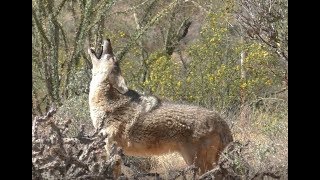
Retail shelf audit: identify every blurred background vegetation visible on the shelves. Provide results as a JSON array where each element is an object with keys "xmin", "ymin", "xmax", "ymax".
[{"xmin": 32, "ymin": 0, "xmax": 287, "ymax": 174}]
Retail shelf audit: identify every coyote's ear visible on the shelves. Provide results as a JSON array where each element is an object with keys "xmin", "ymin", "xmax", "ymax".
[{"xmin": 109, "ymin": 56, "xmax": 118, "ymax": 63}]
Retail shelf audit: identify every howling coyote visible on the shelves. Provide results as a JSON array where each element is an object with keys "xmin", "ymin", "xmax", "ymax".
[{"xmin": 87, "ymin": 39, "xmax": 233, "ymax": 175}]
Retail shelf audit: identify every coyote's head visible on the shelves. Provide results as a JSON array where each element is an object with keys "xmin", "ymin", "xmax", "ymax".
[{"xmin": 87, "ymin": 39, "xmax": 128, "ymax": 94}]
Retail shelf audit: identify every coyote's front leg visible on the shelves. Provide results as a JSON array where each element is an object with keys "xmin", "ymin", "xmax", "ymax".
[{"xmin": 103, "ymin": 127, "xmax": 122, "ymax": 178}]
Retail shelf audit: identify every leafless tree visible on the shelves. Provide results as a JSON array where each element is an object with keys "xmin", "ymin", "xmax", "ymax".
[{"xmin": 234, "ymin": 0, "xmax": 288, "ymax": 69}]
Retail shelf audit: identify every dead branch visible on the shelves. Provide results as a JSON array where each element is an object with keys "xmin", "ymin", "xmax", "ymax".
[{"xmin": 32, "ymin": 107, "xmax": 123, "ymax": 179}]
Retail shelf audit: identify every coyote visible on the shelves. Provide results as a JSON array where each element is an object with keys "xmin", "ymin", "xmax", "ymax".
[{"xmin": 87, "ymin": 39, "xmax": 233, "ymax": 175}]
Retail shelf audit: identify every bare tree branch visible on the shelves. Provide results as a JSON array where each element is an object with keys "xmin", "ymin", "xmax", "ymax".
[{"xmin": 32, "ymin": 8, "xmax": 51, "ymax": 47}]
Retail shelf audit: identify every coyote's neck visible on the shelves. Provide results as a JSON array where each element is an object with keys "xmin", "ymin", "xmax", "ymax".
[
  {"xmin": 89, "ymin": 76, "xmax": 132, "ymax": 129},
  {"xmin": 89, "ymin": 76, "xmax": 112, "ymax": 129}
]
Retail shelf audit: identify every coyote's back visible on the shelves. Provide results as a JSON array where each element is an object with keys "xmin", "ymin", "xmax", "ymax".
[
  {"xmin": 87, "ymin": 39, "xmax": 233, "ymax": 175},
  {"xmin": 127, "ymin": 102, "xmax": 232, "ymax": 147}
]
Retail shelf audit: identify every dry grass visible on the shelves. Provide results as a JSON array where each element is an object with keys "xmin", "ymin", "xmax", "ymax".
[{"xmin": 232, "ymin": 98, "xmax": 288, "ymax": 171}]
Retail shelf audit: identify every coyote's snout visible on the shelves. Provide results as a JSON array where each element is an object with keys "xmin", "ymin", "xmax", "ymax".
[{"xmin": 88, "ymin": 39, "xmax": 233, "ymax": 175}]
